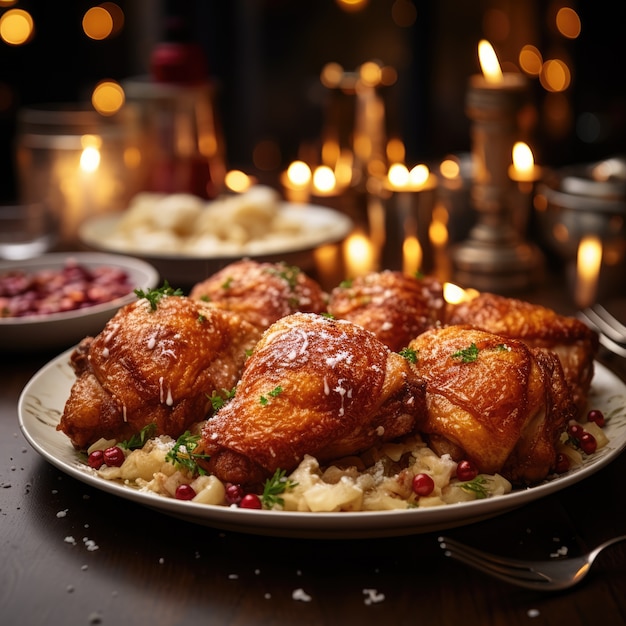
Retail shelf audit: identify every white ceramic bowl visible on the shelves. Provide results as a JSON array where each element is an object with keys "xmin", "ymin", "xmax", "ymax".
[
  {"xmin": 78, "ymin": 202, "xmax": 354, "ymax": 289},
  {"xmin": 0, "ymin": 252, "xmax": 159, "ymax": 352}
]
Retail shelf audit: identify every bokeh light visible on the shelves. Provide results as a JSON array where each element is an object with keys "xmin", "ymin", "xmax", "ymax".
[
  {"xmin": 556, "ymin": 7, "xmax": 581, "ymax": 39},
  {"xmin": 82, "ymin": 6, "xmax": 113, "ymax": 41},
  {"xmin": 92, "ymin": 80, "xmax": 125, "ymax": 115},
  {"xmin": 0, "ymin": 9, "xmax": 34, "ymax": 46}
]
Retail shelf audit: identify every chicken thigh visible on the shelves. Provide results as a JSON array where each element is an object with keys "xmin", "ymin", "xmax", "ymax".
[
  {"xmin": 57, "ymin": 292, "xmax": 261, "ymax": 450},
  {"xmin": 198, "ymin": 312, "xmax": 427, "ymax": 486}
]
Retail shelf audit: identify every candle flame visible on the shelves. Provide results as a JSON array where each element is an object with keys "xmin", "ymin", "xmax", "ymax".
[
  {"xmin": 443, "ymin": 282, "xmax": 480, "ymax": 304},
  {"xmin": 402, "ymin": 235, "xmax": 422, "ymax": 275},
  {"xmin": 388, "ymin": 163, "xmax": 410, "ymax": 187},
  {"xmin": 286, "ymin": 160, "xmax": 312, "ymax": 188},
  {"xmin": 409, "ymin": 164, "xmax": 430, "ymax": 186},
  {"xmin": 576, "ymin": 236, "xmax": 602, "ymax": 307},
  {"xmin": 80, "ymin": 146, "xmax": 101, "ymax": 173},
  {"xmin": 512, "ymin": 142, "xmax": 534, "ymax": 173},
  {"xmin": 344, "ymin": 231, "xmax": 375, "ymax": 277},
  {"xmin": 312, "ymin": 165, "xmax": 337, "ymax": 193},
  {"xmin": 478, "ymin": 39, "xmax": 503, "ymax": 84},
  {"xmin": 225, "ymin": 169, "xmax": 253, "ymax": 193}
]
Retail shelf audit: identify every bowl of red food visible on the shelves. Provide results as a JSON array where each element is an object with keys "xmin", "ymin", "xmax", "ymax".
[{"xmin": 0, "ymin": 252, "xmax": 159, "ymax": 352}]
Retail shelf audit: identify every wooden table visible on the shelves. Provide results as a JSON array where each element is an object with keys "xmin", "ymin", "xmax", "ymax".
[{"xmin": 2, "ymin": 287, "xmax": 626, "ymax": 626}]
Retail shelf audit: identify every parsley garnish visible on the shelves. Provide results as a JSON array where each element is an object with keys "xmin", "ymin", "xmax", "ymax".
[
  {"xmin": 208, "ymin": 387, "xmax": 236, "ymax": 411},
  {"xmin": 134, "ymin": 281, "xmax": 183, "ymax": 310},
  {"xmin": 339, "ymin": 278, "xmax": 353, "ymax": 289},
  {"xmin": 260, "ymin": 386, "xmax": 283, "ymax": 406},
  {"xmin": 120, "ymin": 423, "xmax": 157, "ymax": 450},
  {"xmin": 266, "ymin": 264, "xmax": 300, "ymax": 290},
  {"xmin": 261, "ymin": 469, "xmax": 298, "ymax": 508},
  {"xmin": 221, "ymin": 277, "xmax": 233, "ymax": 289},
  {"xmin": 399, "ymin": 347, "xmax": 418, "ymax": 363},
  {"xmin": 165, "ymin": 431, "xmax": 210, "ymax": 476},
  {"xmin": 458, "ymin": 475, "xmax": 489, "ymax": 499},
  {"xmin": 452, "ymin": 342, "xmax": 480, "ymax": 363}
]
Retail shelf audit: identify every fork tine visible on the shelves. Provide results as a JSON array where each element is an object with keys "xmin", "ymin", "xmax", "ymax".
[
  {"xmin": 593, "ymin": 304, "xmax": 626, "ymax": 337},
  {"xmin": 439, "ymin": 537, "xmax": 538, "ymax": 571},
  {"xmin": 438, "ymin": 537, "xmax": 554, "ymax": 589},
  {"xmin": 440, "ymin": 548, "xmax": 554, "ymax": 590},
  {"xmin": 582, "ymin": 306, "xmax": 626, "ymax": 345},
  {"xmin": 578, "ymin": 309, "xmax": 626, "ymax": 358}
]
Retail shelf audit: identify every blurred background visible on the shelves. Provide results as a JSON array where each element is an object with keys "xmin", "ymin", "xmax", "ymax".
[
  {"xmin": 1, "ymin": 0, "xmax": 624, "ymax": 300},
  {"xmin": 1, "ymin": 0, "xmax": 624, "ymax": 201}
]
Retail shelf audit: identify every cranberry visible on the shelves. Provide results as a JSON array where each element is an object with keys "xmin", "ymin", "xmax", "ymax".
[
  {"xmin": 587, "ymin": 409, "xmax": 606, "ymax": 427},
  {"xmin": 579, "ymin": 432, "xmax": 597, "ymax": 455},
  {"xmin": 567, "ymin": 423, "xmax": 584, "ymax": 439},
  {"xmin": 102, "ymin": 446, "xmax": 125, "ymax": 467},
  {"xmin": 225, "ymin": 483, "xmax": 244, "ymax": 505},
  {"xmin": 554, "ymin": 452, "xmax": 570, "ymax": 474},
  {"xmin": 175, "ymin": 484, "xmax": 196, "ymax": 500},
  {"xmin": 240, "ymin": 493, "xmax": 262, "ymax": 509},
  {"xmin": 456, "ymin": 459, "xmax": 478, "ymax": 482},
  {"xmin": 412, "ymin": 473, "xmax": 435, "ymax": 497},
  {"xmin": 412, "ymin": 474, "xmax": 435, "ymax": 496},
  {"xmin": 87, "ymin": 449, "xmax": 105, "ymax": 470}
]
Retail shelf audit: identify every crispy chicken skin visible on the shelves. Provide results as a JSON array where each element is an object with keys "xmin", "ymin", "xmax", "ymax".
[
  {"xmin": 188, "ymin": 259, "xmax": 328, "ymax": 331},
  {"xmin": 197, "ymin": 312, "xmax": 427, "ymax": 486},
  {"xmin": 445, "ymin": 292, "xmax": 599, "ymax": 415},
  {"xmin": 327, "ymin": 271, "xmax": 445, "ymax": 352},
  {"xmin": 57, "ymin": 295, "xmax": 261, "ymax": 450},
  {"xmin": 408, "ymin": 325, "xmax": 576, "ymax": 485}
]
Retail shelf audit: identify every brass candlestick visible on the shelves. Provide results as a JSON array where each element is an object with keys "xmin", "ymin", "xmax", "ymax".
[{"xmin": 452, "ymin": 72, "xmax": 543, "ymax": 292}]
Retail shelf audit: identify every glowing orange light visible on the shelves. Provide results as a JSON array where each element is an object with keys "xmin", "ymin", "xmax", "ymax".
[
  {"xmin": 576, "ymin": 236, "xmax": 602, "ymax": 308},
  {"xmin": 92, "ymin": 80, "xmax": 125, "ymax": 116},
  {"xmin": 0, "ymin": 9, "xmax": 34, "ymax": 45},
  {"xmin": 478, "ymin": 40, "xmax": 503, "ymax": 84}
]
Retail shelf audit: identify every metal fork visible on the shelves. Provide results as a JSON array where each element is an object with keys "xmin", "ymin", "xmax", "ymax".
[
  {"xmin": 438, "ymin": 535, "xmax": 626, "ymax": 591},
  {"xmin": 578, "ymin": 304, "xmax": 626, "ymax": 358}
]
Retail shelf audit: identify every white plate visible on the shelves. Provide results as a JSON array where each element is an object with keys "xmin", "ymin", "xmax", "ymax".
[
  {"xmin": 18, "ymin": 354, "xmax": 626, "ymax": 539},
  {"xmin": 0, "ymin": 253, "xmax": 159, "ymax": 352},
  {"xmin": 78, "ymin": 203, "xmax": 354, "ymax": 287}
]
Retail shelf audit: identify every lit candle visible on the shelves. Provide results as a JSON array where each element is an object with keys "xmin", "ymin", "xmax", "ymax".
[
  {"xmin": 311, "ymin": 165, "xmax": 338, "ymax": 196},
  {"xmin": 575, "ymin": 235, "xmax": 603, "ymax": 308},
  {"xmin": 402, "ymin": 234, "xmax": 421, "ymax": 275},
  {"xmin": 452, "ymin": 40, "xmax": 541, "ymax": 292},
  {"xmin": 281, "ymin": 160, "xmax": 311, "ymax": 203},
  {"xmin": 509, "ymin": 142, "xmax": 540, "ymax": 181},
  {"xmin": 343, "ymin": 230, "xmax": 375, "ymax": 278}
]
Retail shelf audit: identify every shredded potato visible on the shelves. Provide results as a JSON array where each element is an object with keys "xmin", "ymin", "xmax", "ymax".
[{"xmin": 88, "ymin": 418, "xmax": 608, "ymax": 512}]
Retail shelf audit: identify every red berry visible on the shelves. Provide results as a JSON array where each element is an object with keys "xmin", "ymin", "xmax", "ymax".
[
  {"xmin": 567, "ymin": 423, "xmax": 584, "ymax": 439},
  {"xmin": 175, "ymin": 484, "xmax": 196, "ymax": 500},
  {"xmin": 554, "ymin": 452, "xmax": 570, "ymax": 474},
  {"xmin": 456, "ymin": 459, "xmax": 478, "ymax": 482},
  {"xmin": 87, "ymin": 449, "xmax": 104, "ymax": 469},
  {"xmin": 103, "ymin": 446, "xmax": 125, "ymax": 467},
  {"xmin": 579, "ymin": 432, "xmax": 597, "ymax": 455},
  {"xmin": 412, "ymin": 473, "xmax": 435, "ymax": 497},
  {"xmin": 225, "ymin": 483, "xmax": 244, "ymax": 505},
  {"xmin": 240, "ymin": 493, "xmax": 262, "ymax": 509},
  {"xmin": 587, "ymin": 409, "xmax": 605, "ymax": 427}
]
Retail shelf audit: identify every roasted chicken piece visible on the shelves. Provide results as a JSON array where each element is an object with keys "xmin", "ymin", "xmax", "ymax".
[
  {"xmin": 197, "ymin": 312, "xmax": 427, "ymax": 486},
  {"xmin": 408, "ymin": 325, "xmax": 577, "ymax": 485},
  {"xmin": 57, "ymin": 293, "xmax": 261, "ymax": 450},
  {"xmin": 189, "ymin": 259, "xmax": 328, "ymax": 331},
  {"xmin": 327, "ymin": 271, "xmax": 446, "ymax": 352},
  {"xmin": 445, "ymin": 292, "xmax": 599, "ymax": 415}
]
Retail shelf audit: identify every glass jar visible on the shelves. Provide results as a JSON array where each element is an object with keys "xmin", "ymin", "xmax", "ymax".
[{"xmin": 15, "ymin": 104, "xmax": 147, "ymax": 244}]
